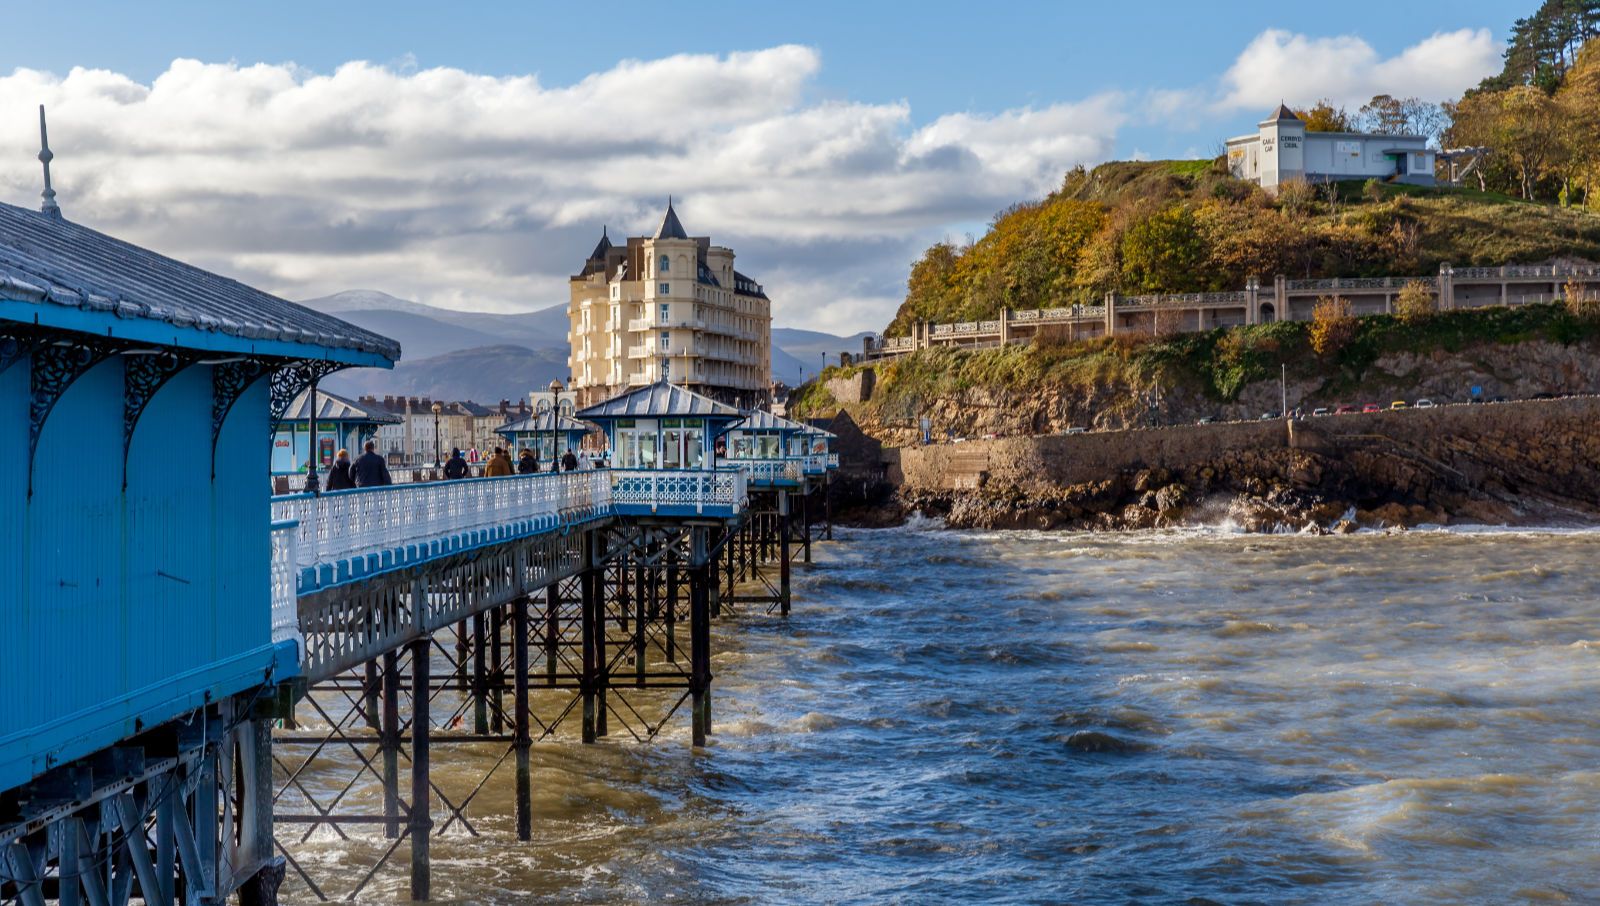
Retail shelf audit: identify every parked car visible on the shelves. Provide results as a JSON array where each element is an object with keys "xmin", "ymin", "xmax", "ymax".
[
  {"xmin": 1196, "ymin": 416, "xmax": 1217, "ymax": 425},
  {"xmin": 1335, "ymin": 404, "xmax": 1358, "ymax": 415},
  {"xmin": 1532, "ymin": 392, "xmax": 1556, "ymax": 400},
  {"xmin": 1390, "ymin": 400, "xmax": 1408, "ymax": 410},
  {"xmin": 1362, "ymin": 403, "xmax": 1382, "ymax": 413},
  {"xmin": 1414, "ymin": 399, "xmax": 1436, "ymax": 409},
  {"xmin": 1492, "ymin": 396, "xmax": 1508, "ymax": 403},
  {"xmin": 1259, "ymin": 411, "xmax": 1281, "ymax": 420},
  {"xmin": 1065, "ymin": 426, "xmax": 1087, "ymax": 435},
  {"xmin": 1312, "ymin": 407, "xmax": 1331, "ymax": 417}
]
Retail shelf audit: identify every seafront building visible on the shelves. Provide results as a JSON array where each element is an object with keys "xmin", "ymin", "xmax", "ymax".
[
  {"xmin": 1227, "ymin": 105, "xmax": 1435, "ymax": 193},
  {"xmin": 567, "ymin": 202, "xmax": 773, "ymax": 409}
]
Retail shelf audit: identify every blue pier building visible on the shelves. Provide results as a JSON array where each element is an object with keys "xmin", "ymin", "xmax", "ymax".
[{"xmin": 0, "ymin": 170, "xmax": 397, "ymax": 901}]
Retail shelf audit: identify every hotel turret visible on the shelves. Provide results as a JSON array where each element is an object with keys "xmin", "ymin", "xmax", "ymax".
[{"xmin": 567, "ymin": 201, "xmax": 773, "ymax": 408}]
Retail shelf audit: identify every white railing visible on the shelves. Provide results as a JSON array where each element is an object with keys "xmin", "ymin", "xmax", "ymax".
[
  {"xmin": 826, "ymin": 453, "xmax": 839, "ymax": 468},
  {"xmin": 609, "ymin": 469, "xmax": 747, "ymax": 513},
  {"xmin": 1450, "ymin": 264, "xmax": 1600, "ymax": 279},
  {"xmin": 270, "ymin": 519, "xmax": 302, "ymax": 654},
  {"xmin": 801, "ymin": 455, "xmax": 827, "ymax": 474},
  {"xmin": 270, "ymin": 471, "xmax": 609, "ymax": 571},
  {"xmin": 726, "ymin": 458, "xmax": 803, "ymax": 484}
]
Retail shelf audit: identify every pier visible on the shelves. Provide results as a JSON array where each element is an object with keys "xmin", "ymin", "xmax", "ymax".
[{"xmin": 0, "ymin": 198, "xmax": 838, "ymax": 904}]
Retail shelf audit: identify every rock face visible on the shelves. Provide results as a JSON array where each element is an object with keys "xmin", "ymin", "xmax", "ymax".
[
  {"xmin": 852, "ymin": 339, "xmax": 1600, "ymax": 447},
  {"xmin": 890, "ymin": 397, "xmax": 1600, "ymax": 532}
]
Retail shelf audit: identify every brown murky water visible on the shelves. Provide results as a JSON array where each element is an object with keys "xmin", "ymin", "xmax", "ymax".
[{"xmin": 283, "ymin": 524, "xmax": 1600, "ymax": 903}]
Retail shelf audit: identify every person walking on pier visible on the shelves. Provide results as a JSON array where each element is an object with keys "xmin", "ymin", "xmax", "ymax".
[
  {"xmin": 485, "ymin": 446, "xmax": 513, "ymax": 477},
  {"xmin": 325, "ymin": 449, "xmax": 355, "ymax": 491},
  {"xmin": 561, "ymin": 448, "xmax": 579, "ymax": 472},
  {"xmin": 444, "ymin": 447, "xmax": 468, "ymax": 480},
  {"xmin": 352, "ymin": 440, "xmax": 392, "ymax": 487},
  {"xmin": 517, "ymin": 447, "xmax": 538, "ymax": 474}
]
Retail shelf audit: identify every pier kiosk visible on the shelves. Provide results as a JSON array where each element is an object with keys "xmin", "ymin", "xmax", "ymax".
[
  {"xmin": 494, "ymin": 409, "xmax": 597, "ymax": 468},
  {"xmin": 0, "ymin": 197, "xmax": 398, "ymax": 904},
  {"xmin": 271, "ymin": 387, "xmax": 401, "ymax": 483}
]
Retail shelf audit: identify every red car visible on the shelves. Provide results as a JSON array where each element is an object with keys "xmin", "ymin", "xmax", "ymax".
[
  {"xmin": 1361, "ymin": 403, "xmax": 1382, "ymax": 413},
  {"xmin": 1334, "ymin": 404, "xmax": 1358, "ymax": 415}
]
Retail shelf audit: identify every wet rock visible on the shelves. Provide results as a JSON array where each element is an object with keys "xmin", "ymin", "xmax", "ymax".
[{"xmin": 1062, "ymin": 731, "xmax": 1152, "ymax": 754}]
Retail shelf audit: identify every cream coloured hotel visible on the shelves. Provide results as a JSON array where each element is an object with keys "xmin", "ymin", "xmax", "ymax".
[{"xmin": 567, "ymin": 202, "xmax": 773, "ymax": 408}]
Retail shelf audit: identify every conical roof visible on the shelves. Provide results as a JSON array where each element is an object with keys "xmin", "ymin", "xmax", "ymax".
[
  {"xmin": 588, "ymin": 226, "xmax": 613, "ymax": 260},
  {"xmin": 653, "ymin": 200, "xmax": 689, "ymax": 240},
  {"xmin": 1263, "ymin": 103, "xmax": 1300, "ymax": 124}
]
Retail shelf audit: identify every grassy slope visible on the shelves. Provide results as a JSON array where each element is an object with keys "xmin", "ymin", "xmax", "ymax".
[
  {"xmin": 885, "ymin": 160, "xmax": 1600, "ymax": 336},
  {"xmin": 792, "ymin": 305, "xmax": 1600, "ymax": 425}
]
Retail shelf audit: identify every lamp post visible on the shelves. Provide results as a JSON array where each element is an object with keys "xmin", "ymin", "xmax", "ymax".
[
  {"xmin": 431, "ymin": 402, "xmax": 443, "ymax": 469},
  {"xmin": 547, "ymin": 379, "xmax": 564, "ymax": 472}
]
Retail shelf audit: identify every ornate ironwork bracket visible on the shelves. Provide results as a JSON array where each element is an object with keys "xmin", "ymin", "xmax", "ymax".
[
  {"xmin": 212, "ymin": 359, "xmax": 272, "ymax": 479},
  {"xmin": 29, "ymin": 338, "xmax": 119, "ymax": 497},
  {"xmin": 123, "ymin": 350, "xmax": 196, "ymax": 488},
  {"xmin": 0, "ymin": 326, "xmax": 50, "ymax": 377},
  {"xmin": 268, "ymin": 360, "xmax": 347, "ymax": 441},
  {"xmin": 210, "ymin": 358, "xmax": 346, "ymax": 478}
]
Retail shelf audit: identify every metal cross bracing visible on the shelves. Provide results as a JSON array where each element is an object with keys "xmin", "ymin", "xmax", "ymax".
[
  {"xmin": 271, "ymin": 520, "xmax": 725, "ymax": 902},
  {"xmin": 0, "ymin": 696, "xmax": 281, "ymax": 906}
]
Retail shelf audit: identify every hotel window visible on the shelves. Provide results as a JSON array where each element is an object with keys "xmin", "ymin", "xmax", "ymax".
[
  {"xmin": 659, "ymin": 255, "xmax": 669, "ymax": 273},
  {"xmin": 660, "ymin": 330, "xmax": 670, "ymax": 351},
  {"xmin": 659, "ymin": 303, "xmax": 670, "ymax": 323},
  {"xmin": 659, "ymin": 282, "xmax": 671, "ymax": 296}
]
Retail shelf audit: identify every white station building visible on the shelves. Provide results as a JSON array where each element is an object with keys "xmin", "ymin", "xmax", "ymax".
[{"xmin": 1227, "ymin": 104, "xmax": 1435, "ymax": 194}]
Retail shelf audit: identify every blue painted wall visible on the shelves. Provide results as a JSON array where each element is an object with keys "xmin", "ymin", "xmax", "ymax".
[{"xmin": 0, "ymin": 359, "xmax": 286, "ymax": 793}]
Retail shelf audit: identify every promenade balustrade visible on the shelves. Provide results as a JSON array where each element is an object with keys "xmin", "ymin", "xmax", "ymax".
[{"xmin": 270, "ymin": 468, "xmax": 747, "ymax": 591}]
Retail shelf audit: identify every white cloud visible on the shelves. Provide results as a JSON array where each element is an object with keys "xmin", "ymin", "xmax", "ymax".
[
  {"xmin": 1218, "ymin": 28, "xmax": 1500, "ymax": 111},
  {"xmin": 0, "ymin": 49, "xmax": 1121, "ymax": 335}
]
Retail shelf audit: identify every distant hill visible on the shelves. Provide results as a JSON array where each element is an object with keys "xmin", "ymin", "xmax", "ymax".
[
  {"xmin": 322, "ymin": 344, "xmax": 569, "ymax": 404},
  {"xmin": 304, "ymin": 289, "xmax": 865, "ymax": 398}
]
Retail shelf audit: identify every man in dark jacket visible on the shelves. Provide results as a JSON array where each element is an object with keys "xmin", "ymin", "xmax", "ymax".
[
  {"xmin": 443, "ymin": 447, "xmax": 468, "ymax": 480},
  {"xmin": 517, "ymin": 448, "xmax": 538, "ymax": 474},
  {"xmin": 352, "ymin": 441, "xmax": 392, "ymax": 487},
  {"xmin": 325, "ymin": 449, "xmax": 356, "ymax": 490},
  {"xmin": 561, "ymin": 448, "xmax": 579, "ymax": 472}
]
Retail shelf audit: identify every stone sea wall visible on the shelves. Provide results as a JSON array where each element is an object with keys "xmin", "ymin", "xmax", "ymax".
[{"xmin": 888, "ymin": 396, "xmax": 1600, "ymax": 531}]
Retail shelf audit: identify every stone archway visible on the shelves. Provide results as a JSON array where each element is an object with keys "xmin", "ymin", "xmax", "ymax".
[{"xmin": 1259, "ymin": 302, "xmax": 1276, "ymax": 323}]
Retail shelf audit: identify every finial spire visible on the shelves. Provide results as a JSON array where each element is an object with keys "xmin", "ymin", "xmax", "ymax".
[{"xmin": 38, "ymin": 105, "xmax": 61, "ymax": 219}]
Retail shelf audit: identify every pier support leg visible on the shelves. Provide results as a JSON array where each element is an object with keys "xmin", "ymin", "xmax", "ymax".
[
  {"xmin": 825, "ymin": 474, "xmax": 833, "ymax": 541},
  {"xmin": 779, "ymin": 492, "xmax": 792, "ymax": 616},
  {"xmin": 491, "ymin": 607, "xmax": 504, "ymax": 734},
  {"xmin": 665, "ymin": 550, "xmax": 678, "ymax": 663},
  {"xmin": 545, "ymin": 583, "xmax": 559, "ymax": 686},
  {"xmin": 513, "ymin": 597, "xmax": 532, "ymax": 841},
  {"xmin": 363, "ymin": 660, "xmax": 380, "ymax": 730},
  {"xmin": 410, "ymin": 638, "xmax": 431, "ymax": 902},
  {"xmin": 634, "ymin": 552, "xmax": 647, "ymax": 684},
  {"xmin": 472, "ymin": 613, "xmax": 488, "ymax": 734},
  {"xmin": 802, "ymin": 491, "xmax": 812, "ymax": 564},
  {"xmin": 690, "ymin": 538, "xmax": 712, "ymax": 747},
  {"xmin": 382, "ymin": 649, "xmax": 401, "ymax": 839},
  {"xmin": 581, "ymin": 537, "xmax": 599, "ymax": 744}
]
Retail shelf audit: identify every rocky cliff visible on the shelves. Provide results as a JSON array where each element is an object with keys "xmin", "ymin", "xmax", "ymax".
[{"xmin": 887, "ymin": 397, "xmax": 1600, "ymax": 532}]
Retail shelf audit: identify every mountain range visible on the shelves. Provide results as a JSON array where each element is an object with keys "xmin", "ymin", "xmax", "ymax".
[{"xmin": 300, "ymin": 290, "xmax": 868, "ymax": 404}]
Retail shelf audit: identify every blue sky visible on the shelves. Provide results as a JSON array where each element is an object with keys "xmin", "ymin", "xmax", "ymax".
[{"xmin": 0, "ymin": 1, "xmax": 1520, "ymax": 332}]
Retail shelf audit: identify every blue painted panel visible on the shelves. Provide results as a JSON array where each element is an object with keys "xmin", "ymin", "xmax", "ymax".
[
  {"xmin": 0, "ymin": 359, "xmax": 26, "ymax": 751},
  {"xmin": 0, "ymin": 360, "xmax": 285, "ymax": 794}
]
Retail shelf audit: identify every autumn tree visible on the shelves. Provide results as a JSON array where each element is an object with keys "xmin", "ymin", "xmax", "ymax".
[
  {"xmin": 1449, "ymin": 86, "xmax": 1563, "ymax": 199},
  {"xmin": 1118, "ymin": 204, "xmax": 1208, "ymax": 293},
  {"xmin": 1309, "ymin": 295, "xmax": 1356, "ymax": 356},
  {"xmin": 1393, "ymin": 280, "xmax": 1437, "ymax": 323},
  {"xmin": 1295, "ymin": 99, "xmax": 1353, "ymax": 132}
]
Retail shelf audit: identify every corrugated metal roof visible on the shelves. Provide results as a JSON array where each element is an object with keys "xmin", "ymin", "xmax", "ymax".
[
  {"xmin": 496, "ymin": 411, "xmax": 594, "ymax": 435},
  {"xmin": 576, "ymin": 380, "xmax": 743, "ymax": 420},
  {"xmin": 726, "ymin": 409, "xmax": 810, "ymax": 433},
  {"xmin": 0, "ymin": 201, "xmax": 401, "ymax": 363},
  {"xmin": 281, "ymin": 388, "xmax": 402, "ymax": 424}
]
